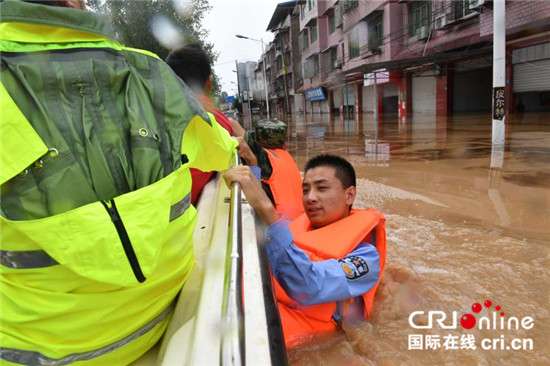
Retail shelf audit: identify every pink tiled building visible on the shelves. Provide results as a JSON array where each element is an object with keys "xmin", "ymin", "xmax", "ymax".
[{"xmin": 261, "ymin": 0, "xmax": 550, "ymax": 116}]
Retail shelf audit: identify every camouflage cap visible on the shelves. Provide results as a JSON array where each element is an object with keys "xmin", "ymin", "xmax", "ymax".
[{"xmin": 255, "ymin": 119, "xmax": 287, "ymax": 149}]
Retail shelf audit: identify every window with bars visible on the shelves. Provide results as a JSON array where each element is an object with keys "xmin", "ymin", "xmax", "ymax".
[
  {"xmin": 329, "ymin": 12, "xmax": 336, "ymax": 34},
  {"xmin": 300, "ymin": 4, "xmax": 306, "ymax": 20},
  {"xmin": 368, "ymin": 13, "xmax": 383, "ymax": 51},
  {"xmin": 299, "ymin": 30, "xmax": 309, "ymax": 51},
  {"xmin": 453, "ymin": 0, "xmax": 475, "ymax": 19},
  {"xmin": 310, "ymin": 24, "xmax": 318, "ymax": 43},
  {"xmin": 323, "ymin": 47, "xmax": 338, "ymax": 70},
  {"xmin": 334, "ymin": 5, "xmax": 343, "ymax": 29},
  {"xmin": 409, "ymin": 1, "xmax": 432, "ymax": 36},
  {"xmin": 304, "ymin": 55, "xmax": 319, "ymax": 78},
  {"xmin": 330, "ymin": 47, "xmax": 338, "ymax": 66},
  {"xmin": 348, "ymin": 27, "xmax": 360, "ymax": 59}
]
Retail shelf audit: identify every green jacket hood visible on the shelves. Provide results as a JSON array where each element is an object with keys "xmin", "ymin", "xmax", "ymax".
[{"xmin": 0, "ymin": 0, "xmax": 114, "ymax": 39}]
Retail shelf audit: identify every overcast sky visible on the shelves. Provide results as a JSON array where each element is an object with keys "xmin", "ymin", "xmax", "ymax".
[{"xmin": 203, "ymin": 0, "xmax": 283, "ymax": 94}]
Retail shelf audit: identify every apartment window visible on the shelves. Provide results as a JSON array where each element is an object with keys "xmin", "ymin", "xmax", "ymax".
[
  {"xmin": 304, "ymin": 54, "xmax": 319, "ymax": 78},
  {"xmin": 334, "ymin": 5, "xmax": 343, "ymax": 29},
  {"xmin": 342, "ymin": 0, "xmax": 359, "ymax": 13},
  {"xmin": 348, "ymin": 27, "xmax": 360, "ymax": 60},
  {"xmin": 409, "ymin": 1, "xmax": 432, "ymax": 36},
  {"xmin": 329, "ymin": 12, "xmax": 336, "ymax": 34},
  {"xmin": 300, "ymin": 4, "xmax": 306, "ymax": 20},
  {"xmin": 310, "ymin": 24, "xmax": 318, "ymax": 43},
  {"xmin": 304, "ymin": 54, "xmax": 319, "ymax": 79},
  {"xmin": 299, "ymin": 30, "xmax": 309, "ymax": 51},
  {"xmin": 323, "ymin": 47, "xmax": 338, "ymax": 70},
  {"xmin": 368, "ymin": 14, "xmax": 383, "ymax": 51},
  {"xmin": 453, "ymin": 0, "xmax": 474, "ymax": 19},
  {"xmin": 277, "ymin": 56, "xmax": 283, "ymax": 71},
  {"xmin": 308, "ymin": 0, "xmax": 317, "ymax": 11},
  {"xmin": 330, "ymin": 47, "xmax": 338, "ymax": 65},
  {"xmin": 304, "ymin": 59, "xmax": 311, "ymax": 78},
  {"xmin": 313, "ymin": 55, "xmax": 319, "ymax": 74}
]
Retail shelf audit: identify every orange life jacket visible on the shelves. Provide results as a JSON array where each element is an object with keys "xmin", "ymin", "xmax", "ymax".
[
  {"xmin": 273, "ymin": 209, "xmax": 386, "ymax": 347},
  {"xmin": 262, "ymin": 148, "xmax": 304, "ymax": 220}
]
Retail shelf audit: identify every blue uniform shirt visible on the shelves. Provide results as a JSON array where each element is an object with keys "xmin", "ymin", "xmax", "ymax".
[
  {"xmin": 249, "ymin": 166, "xmax": 261, "ymax": 182},
  {"xmin": 265, "ymin": 218, "xmax": 381, "ymax": 307}
]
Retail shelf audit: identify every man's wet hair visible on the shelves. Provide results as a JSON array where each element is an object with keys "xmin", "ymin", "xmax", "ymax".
[
  {"xmin": 166, "ymin": 43, "xmax": 211, "ymax": 94},
  {"xmin": 304, "ymin": 154, "xmax": 356, "ymax": 189}
]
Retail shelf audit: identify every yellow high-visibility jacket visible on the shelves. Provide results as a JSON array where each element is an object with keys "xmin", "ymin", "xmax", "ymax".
[{"xmin": 0, "ymin": 1, "xmax": 237, "ymax": 364}]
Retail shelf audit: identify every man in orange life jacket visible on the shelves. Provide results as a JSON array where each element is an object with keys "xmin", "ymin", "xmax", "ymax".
[
  {"xmin": 231, "ymin": 119, "xmax": 304, "ymax": 220},
  {"xmin": 224, "ymin": 154, "xmax": 386, "ymax": 347},
  {"xmin": 166, "ymin": 44, "xmax": 233, "ymax": 205}
]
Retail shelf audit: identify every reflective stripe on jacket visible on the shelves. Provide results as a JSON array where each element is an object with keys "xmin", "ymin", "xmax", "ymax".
[
  {"xmin": 262, "ymin": 148, "xmax": 304, "ymax": 220},
  {"xmin": 273, "ymin": 209, "xmax": 387, "ymax": 346},
  {"xmin": 0, "ymin": 1, "xmax": 237, "ymax": 364}
]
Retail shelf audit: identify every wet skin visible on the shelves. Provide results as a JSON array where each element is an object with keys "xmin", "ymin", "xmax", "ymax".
[{"xmin": 302, "ymin": 166, "xmax": 356, "ymax": 229}]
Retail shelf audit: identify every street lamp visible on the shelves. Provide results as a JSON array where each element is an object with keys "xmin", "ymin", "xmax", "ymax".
[{"xmin": 235, "ymin": 34, "xmax": 271, "ymax": 119}]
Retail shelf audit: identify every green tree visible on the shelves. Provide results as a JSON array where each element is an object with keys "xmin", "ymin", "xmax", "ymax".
[{"xmin": 92, "ymin": 0, "xmax": 221, "ymax": 95}]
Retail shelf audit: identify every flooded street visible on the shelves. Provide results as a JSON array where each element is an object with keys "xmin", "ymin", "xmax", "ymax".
[{"xmin": 281, "ymin": 112, "xmax": 550, "ymax": 365}]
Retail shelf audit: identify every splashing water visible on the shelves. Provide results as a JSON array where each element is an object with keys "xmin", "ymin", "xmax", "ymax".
[{"xmin": 150, "ymin": 15, "xmax": 184, "ymax": 50}]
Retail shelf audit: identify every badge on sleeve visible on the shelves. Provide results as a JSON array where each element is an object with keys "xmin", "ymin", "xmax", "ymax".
[{"xmin": 339, "ymin": 256, "xmax": 369, "ymax": 280}]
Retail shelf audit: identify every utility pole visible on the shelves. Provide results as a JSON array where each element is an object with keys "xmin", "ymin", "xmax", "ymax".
[
  {"xmin": 491, "ymin": 0, "xmax": 506, "ymax": 170},
  {"xmin": 260, "ymin": 38, "xmax": 271, "ymax": 119},
  {"xmin": 246, "ymin": 76, "xmax": 252, "ymax": 130},
  {"xmin": 488, "ymin": 0, "xmax": 510, "ymax": 225},
  {"xmin": 278, "ymin": 31, "xmax": 290, "ymax": 115},
  {"xmin": 374, "ymin": 72, "xmax": 378, "ymax": 127}
]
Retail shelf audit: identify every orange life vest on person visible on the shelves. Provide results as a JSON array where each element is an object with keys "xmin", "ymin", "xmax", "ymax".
[
  {"xmin": 262, "ymin": 148, "xmax": 304, "ymax": 220},
  {"xmin": 273, "ymin": 209, "xmax": 386, "ymax": 347}
]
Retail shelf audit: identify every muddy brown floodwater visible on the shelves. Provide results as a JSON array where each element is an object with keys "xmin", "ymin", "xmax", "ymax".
[{"xmin": 282, "ymin": 112, "xmax": 549, "ymax": 366}]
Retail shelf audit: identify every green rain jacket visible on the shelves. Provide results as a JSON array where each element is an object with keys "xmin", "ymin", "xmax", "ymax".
[{"xmin": 0, "ymin": 1, "xmax": 237, "ymax": 364}]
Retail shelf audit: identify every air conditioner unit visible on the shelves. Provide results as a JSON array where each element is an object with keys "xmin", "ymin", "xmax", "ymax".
[
  {"xmin": 416, "ymin": 26, "xmax": 429, "ymax": 41},
  {"xmin": 370, "ymin": 46, "xmax": 381, "ymax": 55},
  {"xmin": 469, "ymin": 0, "xmax": 485, "ymax": 10},
  {"xmin": 333, "ymin": 60, "xmax": 342, "ymax": 69},
  {"xmin": 368, "ymin": 37, "xmax": 381, "ymax": 54},
  {"xmin": 435, "ymin": 14, "xmax": 447, "ymax": 30},
  {"xmin": 341, "ymin": 0, "xmax": 355, "ymax": 12}
]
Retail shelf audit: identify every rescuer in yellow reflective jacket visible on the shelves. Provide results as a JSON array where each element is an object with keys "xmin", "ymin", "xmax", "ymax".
[{"xmin": 0, "ymin": 0, "xmax": 238, "ymax": 364}]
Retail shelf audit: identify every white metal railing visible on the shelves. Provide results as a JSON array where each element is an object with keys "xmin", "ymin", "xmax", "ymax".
[{"xmin": 221, "ymin": 153, "xmax": 245, "ymax": 365}]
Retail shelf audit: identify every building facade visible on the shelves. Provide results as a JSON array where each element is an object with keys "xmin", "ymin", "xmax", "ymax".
[{"xmin": 258, "ymin": 0, "xmax": 550, "ymax": 116}]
